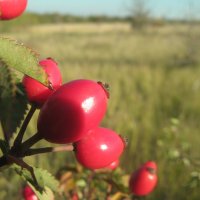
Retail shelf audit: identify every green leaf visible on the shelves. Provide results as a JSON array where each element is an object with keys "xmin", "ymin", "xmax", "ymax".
[
  {"xmin": 0, "ymin": 65, "xmax": 28, "ymax": 141},
  {"xmin": 0, "ymin": 37, "xmax": 48, "ymax": 85},
  {"xmin": 13, "ymin": 165, "xmax": 59, "ymax": 195},
  {"xmin": 186, "ymin": 171, "xmax": 200, "ymax": 189},
  {"xmin": 110, "ymin": 169, "xmax": 129, "ymax": 193},
  {"xmin": 33, "ymin": 167, "xmax": 59, "ymax": 193},
  {"xmin": 0, "ymin": 139, "xmax": 9, "ymax": 154}
]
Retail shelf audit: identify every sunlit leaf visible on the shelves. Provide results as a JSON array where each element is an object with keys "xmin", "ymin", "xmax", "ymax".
[{"xmin": 0, "ymin": 37, "xmax": 48, "ymax": 85}]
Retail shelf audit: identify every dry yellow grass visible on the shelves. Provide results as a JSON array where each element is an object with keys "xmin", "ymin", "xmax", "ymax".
[{"xmin": 28, "ymin": 22, "xmax": 131, "ymax": 34}]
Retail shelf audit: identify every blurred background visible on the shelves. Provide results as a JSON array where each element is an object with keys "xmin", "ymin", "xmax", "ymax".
[{"xmin": 0, "ymin": 0, "xmax": 200, "ymax": 199}]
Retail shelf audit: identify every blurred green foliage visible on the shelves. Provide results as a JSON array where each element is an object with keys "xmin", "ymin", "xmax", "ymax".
[{"xmin": 0, "ymin": 17, "xmax": 200, "ymax": 199}]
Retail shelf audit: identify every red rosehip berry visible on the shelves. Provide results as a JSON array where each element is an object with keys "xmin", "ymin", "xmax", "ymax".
[
  {"xmin": 72, "ymin": 192, "xmax": 79, "ymax": 200},
  {"xmin": 129, "ymin": 161, "xmax": 158, "ymax": 196},
  {"xmin": 74, "ymin": 127, "xmax": 125, "ymax": 169},
  {"xmin": 105, "ymin": 159, "xmax": 119, "ymax": 170},
  {"xmin": 37, "ymin": 80, "xmax": 109, "ymax": 144},
  {"xmin": 23, "ymin": 58, "xmax": 62, "ymax": 108},
  {"xmin": 22, "ymin": 185, "xmax": 38, "ymax": 200},
  {"xmin": 23, "ymin": 185, "xmax": 34, "ymax": 198},
  {"xmin": 0, "ymin": 0, "xmax": 27, "ymax": 20}
]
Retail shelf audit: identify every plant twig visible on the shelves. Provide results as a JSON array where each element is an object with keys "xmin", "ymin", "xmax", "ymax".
[
  {"xmin": 0, "ymin": 156, "xmax": 7, "ymax": 168},
  {"xmin": 20, "ymin": 132, "xmax": 43, "ymax": 153},
  {"xmin": 13, "ymin": 104, "xmax": 37, "ymax": 147},
  {"xmin": 24, "ymin": 145, "xmax": 74, "ymax": 156},
  {"xmin": 106, "ymin": 183, "xmax": 112, "ymax": 200},
  {"xmin": 85, "ymin": 171, "xmax": 95, "ymax": 200}
]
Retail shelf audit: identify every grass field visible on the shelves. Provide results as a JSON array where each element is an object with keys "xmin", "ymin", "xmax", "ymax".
[{"xmin": 0, "ymin": 22, "xmax": 200, "ymax": 199}]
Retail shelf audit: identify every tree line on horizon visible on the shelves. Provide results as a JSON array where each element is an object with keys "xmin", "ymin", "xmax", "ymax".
[{"xmin": 0, "ymin": 11, "xmax": 199, "ymax": 33}]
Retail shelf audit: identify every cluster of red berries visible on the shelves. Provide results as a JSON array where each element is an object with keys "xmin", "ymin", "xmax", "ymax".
[
  {"xmin": 23, "ymin": 58, "xmax": 125, "ymax": 170},
  {"xmin": 22, "ymin": 58, "xmax": 158, "ymax": 197}
]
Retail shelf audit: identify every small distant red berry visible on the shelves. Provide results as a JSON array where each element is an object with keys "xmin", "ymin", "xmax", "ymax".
[
  {"xmin": 72, "ymin": 192, "xmax": 79, "ymax": 200},
  {"xmin": 0, "ymin": 0, "xmax": 27, "ymax": 20},
  {"xmin": 23, "ymin": 58, "xmax": 62, "ymax": 108},
  {"xmin": 129, "ymin": 161, "xmax": 158, "ymax": 196},
  {"xmin": 74, "ymin": 127, "xmax": 125, "ymax": 169},
  {"xmin": 22, "ymin": 185, "xmax": 38, "ymax": 200}
]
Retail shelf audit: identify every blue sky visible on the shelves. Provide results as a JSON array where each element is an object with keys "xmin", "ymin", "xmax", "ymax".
[{"xmin": 27, "ymin": 0, "xmax": 200, "ymax": 19}]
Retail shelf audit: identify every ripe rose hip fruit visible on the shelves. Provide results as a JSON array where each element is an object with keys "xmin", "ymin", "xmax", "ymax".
[
  {"xmin": 72, "ymin": 192, "xmax": 79, "ymax": 200},
  {"xmin": 37, "ymin": 80, "xmax": 109, "ymax": 144},
  {"xmin": 0, "ymin": 0, "xmax": 27, "ymax": 20},
  {"xmin": 74, "ymin": 127, "xmax": 125, "ymax": 169},
  {"xmin": 129, "ymin": 161, "xmax": 158, "ymax": 196},
  {"xmin": 23, "ymin": 185, "xmax": 38, "ymax": 200},
  {"xmin": 23, "ymin": 58, "xmax": 62, "ymax": 107}
]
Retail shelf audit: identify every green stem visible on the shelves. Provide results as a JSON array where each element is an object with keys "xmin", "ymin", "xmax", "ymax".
[
  {"xmin": 13, "ymin": 104, "xmax": 37, "ymax": 147},
  {"xmin": 20, "ymin": 132, "xmax": 43, "ymax": 154},
  {"xmin": 106, "ymin": 183, "xmax": 112, "ymax": 200},
  {"xmin": 85, "ymin": 171, "xmax": 95, "ymax": 200},
  {"xmin": 0, "ymin": 156, "xmax": 7, "ymax": 168},
  {"xmin": 24, "ymin": 145, "xmax": 74, "ymax": 156}
]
